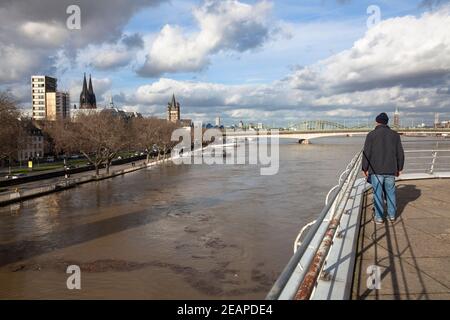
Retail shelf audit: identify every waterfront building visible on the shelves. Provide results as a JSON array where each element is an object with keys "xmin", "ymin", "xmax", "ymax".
[{"xmin": 18, "ymin": 121, "xmax": 44, "ymax": 161}]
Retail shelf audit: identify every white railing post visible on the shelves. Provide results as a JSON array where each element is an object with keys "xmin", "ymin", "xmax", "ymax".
[{"xmin": 430, "ymin": 151, "xmax": 437, "ymax": 174}]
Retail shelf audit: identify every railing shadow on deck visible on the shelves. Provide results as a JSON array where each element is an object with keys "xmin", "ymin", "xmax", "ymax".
[{"xmin": 352, "ymin": 184, "xmax": 428, "ymax": 300}]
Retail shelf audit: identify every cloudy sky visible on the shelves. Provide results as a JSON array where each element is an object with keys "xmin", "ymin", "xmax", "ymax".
[{"xmin": 1, "ymin": 0, "xmax": 449, "ymax": 126}]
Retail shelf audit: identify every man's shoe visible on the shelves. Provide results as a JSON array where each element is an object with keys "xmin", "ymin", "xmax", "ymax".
[
  {"xmin": 388, "ymin": 216, "xmax": 396, "ymax": 223},
  {"xmin": 374, "ymin": 218, "xmax": 384, "ymax": 225}
]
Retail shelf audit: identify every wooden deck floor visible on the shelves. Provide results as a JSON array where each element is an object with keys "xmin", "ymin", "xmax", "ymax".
[{"xmin": 352, "ymin": 178, "xmax": 450, "ymax": 300}]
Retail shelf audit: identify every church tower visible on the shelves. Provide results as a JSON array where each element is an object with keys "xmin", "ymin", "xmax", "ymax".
[
  {"xmin": 167, "ymin": 93, "xmax": 180, "ymax": 122},
  {"xmin": 79, "ymin": 73, "xmax": 97, "ymax": 109}
]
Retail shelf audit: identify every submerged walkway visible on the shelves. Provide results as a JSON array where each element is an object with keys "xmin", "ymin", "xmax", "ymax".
[{"xmin": 352, "ymin": 179, "xmax": 450, "ymax": 299}]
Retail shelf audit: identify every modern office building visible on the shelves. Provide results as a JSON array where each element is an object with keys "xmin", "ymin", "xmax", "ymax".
[
  {"xmin": 31, "ymin": 75, "xmax": 57, "ymax": 120},
  {"xmin": 31, "ymin": 75, "xmax": 70, "ymax": 121},
  {"xmin": 45, "ymin": 91, "xmax": 70, "ymax": 121}
]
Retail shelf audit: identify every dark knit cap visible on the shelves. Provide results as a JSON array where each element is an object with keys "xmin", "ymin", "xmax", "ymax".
[{"xmin": 376, "ymin": 112, "xmax": 389, "ymax": 125}]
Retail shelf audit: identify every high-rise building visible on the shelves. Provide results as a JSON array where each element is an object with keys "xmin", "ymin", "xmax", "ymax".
[
  {"xmin": 167, "ymin": 93, "xmax": 180, "ymax": 122},
  {"xmin": 31, "ymin": 75, "xmax": 57, "ymax": 120},
  {"xmin": 435, "ymin": 113, "xmax": 440, "ymax": 128},
  {"xmin": 79, "ymin": 73, "xmax": 97, "ymax": 109},
  {"xmin": 46, "ymin": 92, "xmax": 70, "ymax": 121},
  {"xmin": 394, "ymin": 107, "xmax": 400, "ymax": 128},
  {"xmin": 215, "ymin": 116, "xmax": 221, "ymax": 127}
]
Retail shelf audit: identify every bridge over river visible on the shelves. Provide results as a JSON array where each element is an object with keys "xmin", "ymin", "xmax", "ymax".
[{"xmin": 225, "ymin": 128, "xmax": 450, "ymax": 144}]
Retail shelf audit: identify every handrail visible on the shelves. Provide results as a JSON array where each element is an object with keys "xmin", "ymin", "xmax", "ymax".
[
  {"xmin": 266, "ymin": 150, "xmax": 362, "ymax": 300},
  {"xmin": 295, "ymin": 152, "xmax": 362, "ymax": 299},
  {"xmin": 403, "ymin": 148, "xmax": 449, "ymax": 174},
  {"xmin": 404, "ymin": 149, "xmax": 450, "ymax": 152}
]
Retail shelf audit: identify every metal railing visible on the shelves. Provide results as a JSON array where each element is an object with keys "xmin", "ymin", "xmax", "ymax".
[
  {"xmin": 404, "ymin": 149, "xmax": 450, "ymax": 174},
  {"xmin": 266, "ymin": 150, "xmax": 362, "ymax": 300}
]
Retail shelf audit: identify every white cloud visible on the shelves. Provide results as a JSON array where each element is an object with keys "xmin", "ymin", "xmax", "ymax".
[
  {"xmin": 19, "ymin": 21, "xmax": 67, "ymax": 47},
  {"xmin": 288, "ymin": 7, "xmax": 450, "ymax": 95},
  {"xmin": 225, "ymin": 108, "xmax": 274, "ymax": 119},
  {"xmin": 324, "ymin": 108, "xmax": 371, "ymax": 117},
  {"xmin": 138, "ymin": 0, "xmax": 275, "ymax": 76},
  {"xmin": 267, "ymin": 6, "xmax": 450, "ymax": 123},
  {"xmin": 130, "ymin": 78, "xmax": 293, "ymax": 109}
]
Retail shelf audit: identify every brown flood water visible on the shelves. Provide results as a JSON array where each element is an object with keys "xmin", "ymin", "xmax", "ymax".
[{"xmin": 0, "ymin": 137, "xmax": 365, "ymax": 299}]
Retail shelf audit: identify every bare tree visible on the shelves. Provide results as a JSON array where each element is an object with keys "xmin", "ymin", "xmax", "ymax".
[
  {"xmin": 100, "ymin": 112, "xmax": 129, "ymax": 174},
  {"xmin": 132, "ymin": 117, "xmax": 161, "ymax": 163},
  {"xmin": 40, "ymin": 119, "xmax": 68, "ymax": 156},
  {"xmin": 0, "ymin": 92, "xmax": 23, "ymax": 168},
  {"xmin": 155, "ymin": 121, "xmax": 180, "ymax": 160},
  {"xmin": 43, "ymin": 110, "xmax": 129, "ymax": 175},
  {"xmin": 132, "ymin": 118, "xmax": 180, "ymax": 161}
]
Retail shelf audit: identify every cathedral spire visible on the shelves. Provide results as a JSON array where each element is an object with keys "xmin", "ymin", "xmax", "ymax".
[
  {"xmin": 79, "ymin": 73, "xmax": 89, "ymax": 109},
  {"xmin": 82, "ymin": 73, "xmax": 87, "ymax": 93},
  {"xmin": 88, "ymin": 74, "xmax": 93, "ymax": 95}
]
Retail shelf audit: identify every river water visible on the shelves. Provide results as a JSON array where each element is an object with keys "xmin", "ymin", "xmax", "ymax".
[{"xmin": 0, "ymin": 136, "xmax": 399, "ymax": 299}]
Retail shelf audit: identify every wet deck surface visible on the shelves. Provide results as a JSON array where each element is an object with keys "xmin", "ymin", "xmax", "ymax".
[{"xmin": 352, "ymin": 178, "xmax": 450, "ymax": 300}]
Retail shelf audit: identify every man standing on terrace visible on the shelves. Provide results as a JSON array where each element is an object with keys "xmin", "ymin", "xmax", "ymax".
[{"xmin": 362, "ymin": 112, "xmax": 405, "ymax": 224}]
